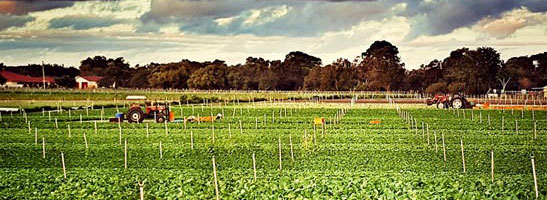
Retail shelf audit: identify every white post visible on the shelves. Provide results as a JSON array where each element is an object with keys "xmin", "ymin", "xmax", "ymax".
[
  {"xmin": 239, "ymin": 120, "xmax": 243, "ymax": 134},
  {"xmin": 119, "ymin": 124, "xmax": 122, "ymax": 145},
  {"xmin": 124, "ymin": 138, "xmax": 128, "ymax": 169},
  {"xmin": 138, "ymin": 181, "xmax": 145, "ymax": 200},
  {"xmin": 68, "ymin": 124, "xmax": 71, "ymax": 137},
  {"xmin": 228, "ymin": 124, "xmax": 232, "ymax": 138},
  {"xmin": 146, "ymin": 123, "xmax": 149, "ymax": 138},
  {"xmin": 35, "ymin": 128, "xmax": 38, "ymax": 144},
  {"xmin": 289, "ymin": 134, "xmax": 294, "ymax": 161},
  {"xmin": 190, "ymin": 130, "xmax": 194, "ymax": 150},
  {"xmin": 442, "ymin": 132, "xmax": 447, "ymax": 163},
  {"xmin": 61, "ymin": 152, "xmax": 67, "ymax": 179},
  {"xmin": 42, "ymin": 137, "xmax": 46, "ymax": 159},
  {"xmin": 532, "ymin": 156, "xmax": 539, "ymax": 199},
  {"xmin": 83, "ymin": 132, "xmax": 88, "ymax": 149},
  {"xmin": 159, "ymin": 141, "xmax": 163, "ymax": 159},
  {"xmin": 434, "ymin": 131, "xmax": 438, "ymax": 153},
  {"xmin": 164, "ymin": 121, "xmax": 168, "ymax": 136},
  {"xmin": 212, "ymin": 156, "xmax": 220, "ymax": 200}
]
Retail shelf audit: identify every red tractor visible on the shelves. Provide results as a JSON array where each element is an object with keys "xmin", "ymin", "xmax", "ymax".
[
  {"xmin": 426, "ymin": 94, "xmax": 472, "ymax": 109},
  {"xmin": 125, "ymin": 96, "xmax": 174, "ymax": 123}
]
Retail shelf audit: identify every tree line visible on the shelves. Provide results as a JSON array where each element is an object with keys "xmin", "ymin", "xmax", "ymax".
[{"xmin": 1, "ymin": 40, "xmax": 545, "ymax": 94}]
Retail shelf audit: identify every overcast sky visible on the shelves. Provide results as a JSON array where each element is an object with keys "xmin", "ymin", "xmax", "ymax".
[{"xmin": 0, "ymin": 0, "xmax": 546, "ymax": 69}]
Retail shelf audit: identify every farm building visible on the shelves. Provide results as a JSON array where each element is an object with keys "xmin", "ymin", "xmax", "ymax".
[
  {"xmin": 75, "ymin": 76, "xmax": 103, "ymax": 89},
  {"xmin": 0, "ymin": 70, "xmax": 55, "ymax": 88}
]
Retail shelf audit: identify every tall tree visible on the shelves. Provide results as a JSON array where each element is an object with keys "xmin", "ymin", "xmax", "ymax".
[
  {"xmin": 147, "ymin": 60, "xmax": 206, "ymax": 89},
  {"xmin": 54, "ymin": 75, "xmax": 76, "ymax": 88},
  {"xmin": 440, "ymin": 47, "xmax": 501, "ymax": 94},
  {"xmin": 79, "ymin": 56, "xmax": 132, "ymax": 88},
  {"xmin": 357, "ymin": 40, "xmax": 405, "ymax": 91},
  {"xmin": 187, "ymin": 61, "xmax": 230, "ymax": 89},
  {"xmin": 531, "ymin": 52, "xmax": 547, "ymax": 87},
  {"xmin": 499, "ymin": 56, "xmax": 535, "ymax": 90},
  {"xmin": 277, "ymin": 51, "xmax": 322, "ymax": 90}
]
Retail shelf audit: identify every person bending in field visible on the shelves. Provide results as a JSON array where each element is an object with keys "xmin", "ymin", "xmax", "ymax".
[{"xmin": 186, "ymin": 113, "xmax": 223, "ymax": 122}]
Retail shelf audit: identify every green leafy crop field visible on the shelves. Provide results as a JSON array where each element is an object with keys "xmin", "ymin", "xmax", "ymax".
[{"xmin": 1, "ymin": 102, "xmax": 546, "ymax": 199}]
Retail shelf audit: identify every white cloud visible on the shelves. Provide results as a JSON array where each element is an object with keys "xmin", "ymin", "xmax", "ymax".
[{"xmin": 474, "ymin": 7, "xmax": 547, "ymax": 39}]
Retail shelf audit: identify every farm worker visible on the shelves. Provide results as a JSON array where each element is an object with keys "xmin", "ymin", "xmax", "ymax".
[{"xmin": 186, "ymin": 113, "xmax": 223, "ymax": 122}]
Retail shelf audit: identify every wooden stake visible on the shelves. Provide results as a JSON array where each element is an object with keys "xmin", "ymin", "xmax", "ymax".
[
  {"xmin": 164, "ymin": 121, "xmax": 168, "ymax": 136},
  {"xmin": 124, "ymin": 138, "xmax": 127, "ymax": 169},
  {"xmin": 515, "ymin": 120, "xmax": 518, "ymax": 134},
  {"xmin": 119, "ymin": 125, "xmax": 122, "ymax": 145},
  {"xmin": 61, "ymin": 152, "xmax": 67, "ymax": 179},
  {"xmin": 460, "ymin": 138, "xmax": 466, "ymax": 173},
  {"xmin": 159, "ymin": 141, "xmax": 163, "ymax": 159},
  {"xmin": 55, "ymin": 118, "xmax": 58, "ymax": 129},
  {"xmin": 239, "ymin": 120, "xmax": 243, "ymax": 134},
  {"xmin": 289, "ymin": 134, "xmax": 294, "ymax": 161},
  {"xmin": 138, "ymin": 181, "xmax": 145, "ymax": 200},
  {"xmin": 35, "ymin": 128, "xmax": 38, "ymax": 145},
  {"xmin": 212, "ymin": 156, "xmax": 220, "ymax": 200},
  {"xmin": 42, "ymin": 137, "xmax": 46, "ymax": 159},
  {"xmin": 190, "ymin": 130, "xmax": 194, "ymax": 150},
  {"xmin": 94, "ymin": 121, "xmax": 97, "ymax": 134},
  {"xmin": 228, "ymin": 124, "xmax": 232, "ymax": 138},
  {"xmin": 83, "ymin": 132, "xmax": 88, "ymax": 149},
  {"xmin": 531, "ymin": 156, "xmax": 539, "ymax": 199},
  {"xmin": 426, "ymin": 124, "xmax": 430, "ymax": 145},
  {"xmin": 434, "ymin": 131, "xmax": 438, "ymax": 153},
  {"xmin": 252, "ymin": 153, "xmax": 257, "ymax": 182},
  {"xmin": 146, "ymin": 123, "xmax": 149, "ymax": 138},
  {"xmin": 442, "ymin": 132, "xmax": 446, "ymax": 163}
]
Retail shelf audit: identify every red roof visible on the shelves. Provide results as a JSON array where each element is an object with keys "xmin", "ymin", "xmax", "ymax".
[
  {"xmin": 0, "ymin": 71, "xmax": 55, "ymax": 83},
  {"xmin": 80, "ymin": 76, "xmax": 103, "ymax": 82}
]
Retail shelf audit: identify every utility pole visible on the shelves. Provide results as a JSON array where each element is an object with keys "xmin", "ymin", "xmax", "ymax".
[{"xmin": 41, "ymin": 61, "xmax": 46, "ymax": 89}]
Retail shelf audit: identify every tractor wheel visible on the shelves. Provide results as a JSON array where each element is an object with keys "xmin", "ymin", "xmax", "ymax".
[
  {"xmin": 156, "ymin": 115, "xmax": 166, "ymax": 123},
  {"xmin": 436, "ymin": 103, "xmax": 445, "ymax": 109},
  {"xmin": 127, "ymin": 108, "xmax": 144, "ymax": 123},
  {"xmin": 451, "ymin": 98, "xmax": 464, "ymax": 109}
]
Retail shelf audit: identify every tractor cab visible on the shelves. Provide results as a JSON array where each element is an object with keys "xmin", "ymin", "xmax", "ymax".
[{"xmin": 125, "ymin": 96, "xmax": 173, "ymax": 123}]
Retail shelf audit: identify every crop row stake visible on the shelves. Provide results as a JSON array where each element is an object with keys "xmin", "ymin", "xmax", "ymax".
[
  {"xmin": 83, "ymin": 132, "xmax": 88, "ymax": 149},
  {"xmin": 212, "ymin": 156, "xmax": 220, "ymax": 200}
]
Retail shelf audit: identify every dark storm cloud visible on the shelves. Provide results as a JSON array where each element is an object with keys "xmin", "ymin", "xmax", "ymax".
[
  {"xmin": 49, "ymin": 15, "xmax": 124, "ymax": 30},
  {"xmin": 139, "ymin": 0, "xmax": 393, "ymax": 36},
  {"xmin": 0, "ymin": 14, "xmax": 34, "ymax": 30},
  {"xmin": 0, "ymin": 1, "xmax": 75, "ymax": 15},
  {"xmin": 138, "ymin": 0, "xmax": 547, "ymax": 38},
  {"xmin": 402, "ymin": 0, "xmax": 547, "ymax": 38}
]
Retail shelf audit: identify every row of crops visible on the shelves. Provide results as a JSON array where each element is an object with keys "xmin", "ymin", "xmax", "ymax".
[{"xmin": 1, "ymin": 102, "xmax": 547, "ymax": 199}]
